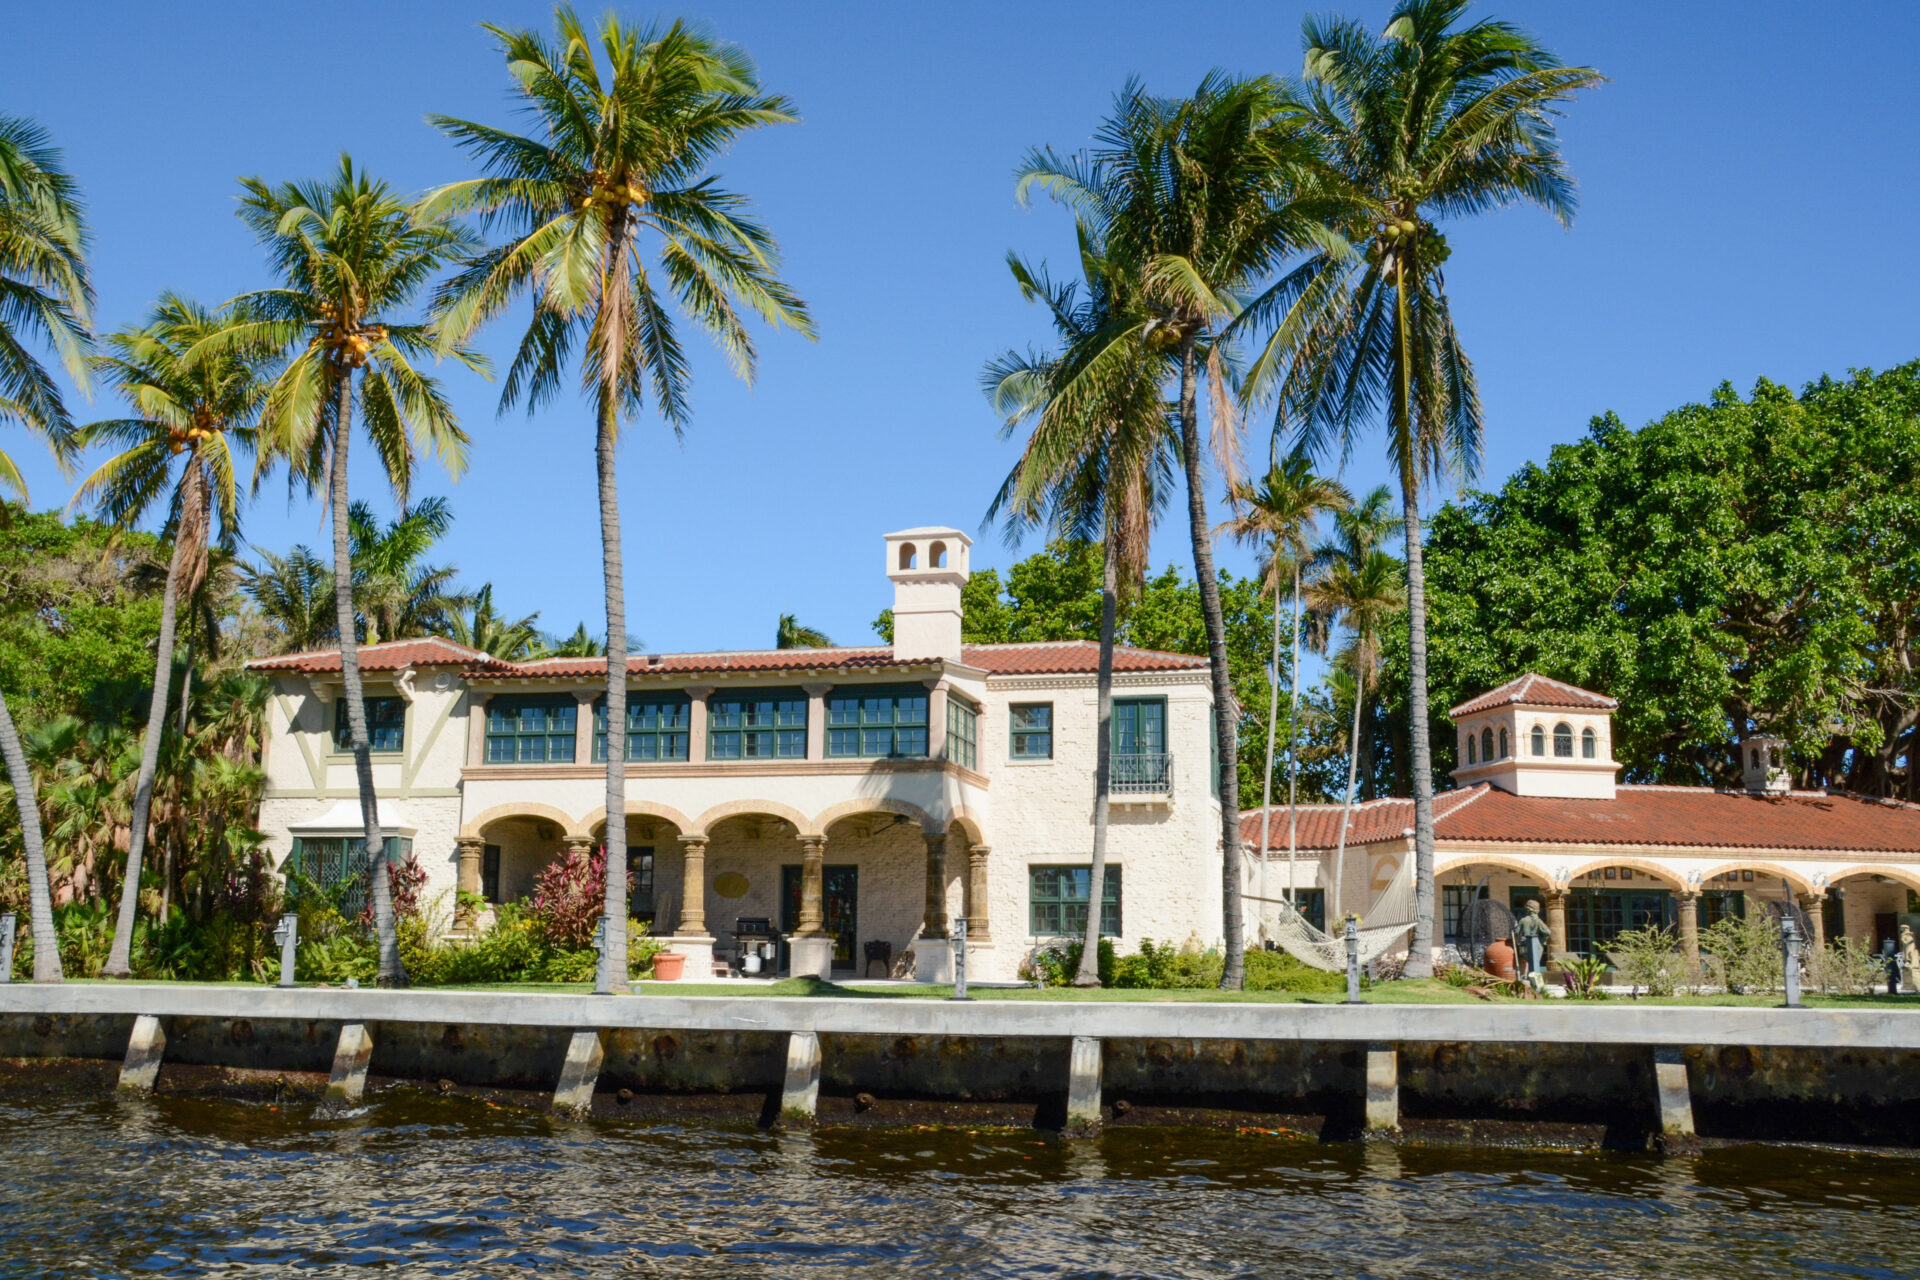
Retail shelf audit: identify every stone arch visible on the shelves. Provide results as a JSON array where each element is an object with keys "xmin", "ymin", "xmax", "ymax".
[
  {"xmin": 578, "ymin": 799, "xmax": 696, "ymax": 840},
  {"xmin": 1435, "ymin": 851, "xmax": 1559, "ymax": 887},
  {"xmin": 462, "ymin": 801, "xmax": 586, "ymax": 840},
  {"xmin": 944, "ymin": 805, "xmax": 987, "ymax": 845},
  {"xmin": 691, "ymin": 798, "xmax": 812, "ymax": 840},
  {"xmin": 1562, "ymin": 855, "xmax": 1691, "ymax": 890},
  {"xmin": 813, "ymin": 796, "xmax": 942, "ymax": 838},
  {"xmin": 1691, "ymin": 860, "xmax": 1817, "ymax": 895},
  {"xmin": 929, "ymin": 540, "xmax": 947, "ymax": 568},
  {"xmin": 1827, "ymin": 864, "xmax": 1920, "ymax": 896},
  {"xmin": 898, "ymin": 542, "xmax": 917, "ymax": 570}
]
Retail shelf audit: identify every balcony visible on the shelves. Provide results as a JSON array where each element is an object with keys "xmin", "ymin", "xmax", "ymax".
[{"xmin": 1110, "ymin": 752, "xmax": 1173, "ymax": 799}]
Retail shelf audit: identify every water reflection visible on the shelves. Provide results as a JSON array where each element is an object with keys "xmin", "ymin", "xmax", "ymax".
[{"xmin": 0, "ymin": 1093, "xmax": 1916, "ymax": 1278}]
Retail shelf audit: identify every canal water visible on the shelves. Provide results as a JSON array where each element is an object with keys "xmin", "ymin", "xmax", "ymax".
[{"xmin": 3, "ymin": 1094, "xmax": 1918, "ymax": 1278}]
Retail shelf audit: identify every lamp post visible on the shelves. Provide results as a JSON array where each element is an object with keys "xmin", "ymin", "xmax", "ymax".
[
  {"xmin": 272, "ymin": 913, "xmax": 298, "ymax": 989},
  {"xmin": 1344, "ymin": 916, "xmax": 1363, "ymax": 1005},
  {"xmin": 1781, "ymin": 914, "xmax": 1802, "ymax": 1009},
  {"xmin": 949, "ymin": 917, "xmax": 972, "ymax": 1001}
]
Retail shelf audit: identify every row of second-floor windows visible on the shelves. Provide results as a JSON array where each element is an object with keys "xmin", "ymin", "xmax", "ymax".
[
  {"xmin": 1005, "ymin": 697, "xmax": 1166, "ymax": 761},
  {"xmin": 482, "ymin": 686, "xmax": 945, "ymax": 764},
  {"xmin": 1464, "ymin": 722, "xmax": 1598, "ymax": 764},
  {"xmin": 334, "ymin": 697, "xmax": 406, "ymax": 754}
]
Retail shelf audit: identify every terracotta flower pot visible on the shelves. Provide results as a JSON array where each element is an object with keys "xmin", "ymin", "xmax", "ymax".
[
  {"xmin": 651, "ymin": 953, "xmax": 687, "ymax": 982},
  {"xmin": 1483, "ymin": 938, "xmax": 1517, "ymax": 981}
]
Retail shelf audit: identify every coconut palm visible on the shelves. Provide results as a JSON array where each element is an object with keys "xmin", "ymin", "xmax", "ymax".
[
  {"xmin": 225, "ymin": 157, "xmax": 481, "ymax": 985},
  {"xmin": 1309, "ymin": 550, "xmax": 1405, "ymax": 918},
  {"xmin": 348, "ymin": 497, "xmax": 472, "ymax": 643},
  {"xmin": 71, "ymin": 294, "xmax": 269, "ymax": 976},
  {"xmin": 447, "ymin": 583, "xmax": 543, "ymax": 660},
  {"xmin": 986, "ymin": 231, "xmax": 1173, "ymax": 987},
  {"xmin": 243, "ymin": 546, "xmax": 337, "ymax": 653},
  {"xmin": 775, "ymin": 614, "xmax": 832, "ymax": 649},
  {"xmin": 427, "ymin": 9, "xmax": 813, "ymax": 993},
  {"xmin": 1221, "ymin": 456, "xmax": 1348, "ymax": 931},
  {"xmin": 0, "ymin": 114, "xmax": 90, "ymax": 981},
  {"xmin": 1016, "ymin": 74, "xmax": 1335, "ymax": 987},
  {"xmin": 539, "ymin": 622, "xmax": 604, "ymax": 658},
  {"xmin": 1263, "ymin": 0, "xmax": 1600, "ymax": 975}
]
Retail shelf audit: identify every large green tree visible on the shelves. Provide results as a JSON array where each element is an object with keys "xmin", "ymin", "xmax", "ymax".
[
  {"xmin": 1265, "ymin": 0, "xmax": 1599, "ymax": 976},
  {"xmin": 428, "ymin": 9, "xmax": 813, "ymax": 993},
  {"xmin": 73, "ymin": 295, "xmax": 268, "ymax": 977},
  {"xmin": 230, "ymin": 158, "xmax": 478, "ymax": 986},
  {"xmin": 0, "ymin": 114, "xmax": 90, "ymax": 982},
  {"xmin": 1385, "ymin": 366, "xmax": 1920, "ymax": 798}
]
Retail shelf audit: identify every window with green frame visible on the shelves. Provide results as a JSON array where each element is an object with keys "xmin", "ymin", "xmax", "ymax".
[
  {"xmin": 485, "ymin": 694, "xmax": 577, "ymax": 763},
  {"xmin": 334, "ymin": 696, "xmax": 405, "ymax": 753},
  {"xmin": 709, "ymin": 690, "xmax": 807, "ymax": 759},
  {"xmin": 946, "ymin": 698, "xmax": 978, "ymax": 769},
  {"xmin": 594, "ymin": 693, "xmax": 691, "ymax": 762},
  {"xmin": 1029, "ymin": 864, "xmax": 1121, "ymax": 937},
  {"xmin": 1009, "ymin": 703, "xmax": 1052, "ymax": 759},
  {"xmin": 286, "ymin": 834, "xmax": 412, "ymax": 919},
  {"xmin": 1113, "ymin": 696, "xmax": 1171, "ymax": 791},
  {"xmin": 826, "ymin": 686, "xmax": 928, "ymax": 758}
]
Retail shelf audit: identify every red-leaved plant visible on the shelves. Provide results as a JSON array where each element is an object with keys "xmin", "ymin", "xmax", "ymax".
[
  {"xmin": 358, "ymin": 853, "xmax": 429, "ymax": 930},
  {"xmin": 529, "ymin": 844, "xmax": 631, "ymax": 949}
]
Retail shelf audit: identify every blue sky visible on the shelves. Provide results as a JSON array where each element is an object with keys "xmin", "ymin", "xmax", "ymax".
[{"xmin": 8, "ymin": 2, "xmax": 1918, "ymax": 655}]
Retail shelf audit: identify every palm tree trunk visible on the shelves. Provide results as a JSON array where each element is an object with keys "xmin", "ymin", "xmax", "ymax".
[
  {"xmin": 329, "ymin": 371, "xmax": 407, "ymax": 986},
  {"xmin": 1073, "ymin": 525, "xmax": 1121, "ymax": 987},
  {"xmin": 593, "ymin": 387, "xmax": 629, "ymax": 994},
  {"xmin": 1393, "ymin": 257, "xmax": 1437, "ymax": 980},
  {"xmin": 0, "ymin": 689, "xmax": 61, "ymax": 981},
  {"xmin": 1331, "ymin": 663, "xmax": 1367, "ymax": 920},
  {"xmin": 1285, "ymin": 564, "xmax": 1302, "ymax": 919},
  {"xmin": 1255, "ymin": 566, "xmax": 1284, "ymax": 939},
  {"xmin": 103, "ymin": 463, "xmax": 201, "ymax": 977},
  {"xmin": 1175, "ymin": 338, "xmax": 1245, "ymax": 989}
]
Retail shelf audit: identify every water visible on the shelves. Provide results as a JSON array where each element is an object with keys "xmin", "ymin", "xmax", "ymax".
[{"xmin": 3, "ymin": 1094, "xmax": 1919, "ymax": 1278}]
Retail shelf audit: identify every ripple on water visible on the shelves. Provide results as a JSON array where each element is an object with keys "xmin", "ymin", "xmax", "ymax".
[{"xmin": 2, "ymin": 1096, "xmax": 1919, "ymax": 1278}]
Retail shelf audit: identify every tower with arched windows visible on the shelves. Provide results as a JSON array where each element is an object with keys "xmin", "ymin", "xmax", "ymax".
[{"xmin": 1448, "ymin": 673, "xmax": 1620, "ymax": 799}]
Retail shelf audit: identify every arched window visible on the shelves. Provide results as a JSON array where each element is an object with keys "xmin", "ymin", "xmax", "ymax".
[
  {"xmin": 898, "ymin": 543, "xmax": 918, "ymax": 570},
  {"xmin": 1553, "ymin": 723, "xmax": 1574, "ymax": 757},
  {"xmin": 1482, "ymin": 727, "xmax": 1494, "ymax": 761},
  {"xmin": 1582, "ymin": 727, "xmax": 1596, "ymax": 759},
  {"xmin": 1749, "ymin": 746, "xmax": 1761, "ymax": 770},
  {"xmin": 1530, "ymin": 725, "xmax": 1545, "ymax": 756},
  {"xmin": 1466, "ymin": 733, "xmax": 1477, "ymax": 764},
  {"xmin": 930, "ymin": 540, "xmax": 948, "ymax": 568},
  {"xmin": 1498, "ymin": 727, "xmax": 1509, "ymax": 759}
]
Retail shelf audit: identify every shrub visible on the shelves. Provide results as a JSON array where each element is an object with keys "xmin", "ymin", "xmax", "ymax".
[
  {"xmin": 1244, "ymin": 947, "xmax": 1347, "ymax": 994},
  {"xmin": 1807, "ymin": 936, "xmax": 1883, "ymax": 995},
  {"xmin": 1607, "ymin": 924, "xmax": 1703, "ymax": 997},
  {"xmin": 1024, "ymin": 938, "xmax": 1116, "ymax": 987},
  {"xmin": 529, "ymin": 845, "xmax": 632, "ymax": 949},
  {"xmin": 1701, "ymin": 912, "xmax": 1784, "ymax": 995},
  {"xmin": 1560, "ymin": 954, "xmax": 1611, "ymax": 999},
  {"xmin": 357, "ymin": 852, "xmax": 429, "ymax": 929}
]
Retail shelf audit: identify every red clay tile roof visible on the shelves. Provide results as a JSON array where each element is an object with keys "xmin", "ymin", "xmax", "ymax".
[
  {"xmin": 1449, "ymin": 673, "xmax": 1617, "ymax": 718},
  {"xmin": 249, "ymin": 638, "xmax": 1210, "ymax": 680},
  {"xmin": 247, "ymin": 637, "xmax": 513, "ymax": 674},
  {"xmin": 1245, "ymin": 783, "xmax": 1920, "ymax": 855}
]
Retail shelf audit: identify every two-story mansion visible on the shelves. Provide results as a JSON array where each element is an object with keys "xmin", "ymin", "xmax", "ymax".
[{"xmin": 250, "ymin": 527, "xmax": 1222, "ymax": 983}]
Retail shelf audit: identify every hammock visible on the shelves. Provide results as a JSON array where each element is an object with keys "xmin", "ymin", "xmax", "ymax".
[{"xmin": 1246, "ymin": 845, "xmax": 1415, "ymax": 971}]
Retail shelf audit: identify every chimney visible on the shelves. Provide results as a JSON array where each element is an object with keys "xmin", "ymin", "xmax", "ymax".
[
  {"xmin": 1740, "ymin": 736, "xmax": 1790, "ymax": 794},
  {"xmin": 884, "ymin": 527, "xmax": 970, "ymax": 662}
]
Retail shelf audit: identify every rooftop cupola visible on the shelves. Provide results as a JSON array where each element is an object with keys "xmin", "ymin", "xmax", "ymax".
[
  {"xmin": 1741, "ymin": 736, "xmax": 1791, "ymax": 794},
  {"xmin": 1448, "ymin": 672, "xmax": 1621, "ymax": 800},
  {"xmin": 884, "ymin": 527, "xmax": 971, "ymax": 663}
]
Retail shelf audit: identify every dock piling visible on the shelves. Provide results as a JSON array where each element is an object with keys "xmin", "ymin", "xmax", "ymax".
[
  {"xmin": 1652, "ymin": 1045, "xmax": 1696, "ymax": 1139},
  {"xmin": 1364, "ymin": 1042, "xmax": 1399, "ymax": 1134},
  {"xmin": 1066, "ymin": 1035, "xmax": 1103, "ymax": 1134},
  {"xmin": 118, "ymin": 1015, "xmax": 166, "ymax": 1093},
  {"xmin": 325, "ymin": 1023, "xmax": 375, "ymax": 1105},
  {"xmin": 779, "ymin": 1030, "xmax": 823, "ymax": 1124},
  {"xmin": 553, "ymin": 1029, "xmax": 605, "ymax": 1114}
]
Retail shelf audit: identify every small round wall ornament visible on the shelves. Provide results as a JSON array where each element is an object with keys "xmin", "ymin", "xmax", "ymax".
[{"xmin": 714, "ymin": 872, "xmax": 750, "ymax": 899}]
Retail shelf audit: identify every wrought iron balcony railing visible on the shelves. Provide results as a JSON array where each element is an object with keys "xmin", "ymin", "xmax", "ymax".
[{"xmin": 1110, "ymin": 751, "xmax": 1173, "ymax": 795}]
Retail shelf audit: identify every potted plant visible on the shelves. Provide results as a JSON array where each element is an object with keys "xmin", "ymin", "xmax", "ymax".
[{"xmin": 651, "ymin": 952, "xmax": 688, "ymax": 982}]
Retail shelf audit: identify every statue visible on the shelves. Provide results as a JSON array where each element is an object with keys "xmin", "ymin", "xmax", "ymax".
[
  {"xmin": 1517, "ymin": 899, "xmax": 1553, "ymax": 985},
  {"xmin": 1902, "ymin": 924, "xmax": 1919, "ymax": 994}
]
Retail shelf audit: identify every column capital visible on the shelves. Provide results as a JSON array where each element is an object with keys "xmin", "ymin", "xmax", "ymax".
[
  {"xmin": 561, "ymin": 835, "xmax": 595, "ymax": 853},
  {"xmin": 1674, "ymin": 886, "xmax": 1701, "ymax": 902},
  {"xmin": 456, "ymin": 835, "xmax": 485, "ymax": 853},
  {"xmin": 677, "ymin": 833, "xmax": 710, "ymax": 850},
  {"xmin": 968, "ymin": 843, "xmax": 991, "ymax": 863},
  {"xmin": 1796, "ymin": 889, "xmax": 1827, "ymax": 905},
  {"xmin": 798, "ymin": 834, "xmax": 827, "ymax": 854},
  {"xmin": 681, "ymin": 685, "xmax": 716, "ymax": 700},
  {"xmin": 800, "ymin": 681, "xmax": 833, "ymax": 698},
  {"xmin": 1543, "ymin": 887, "xmax": 1568, "ymax": 904}
]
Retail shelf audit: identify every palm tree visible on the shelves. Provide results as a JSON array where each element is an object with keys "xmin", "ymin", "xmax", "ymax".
[
  {"xmin": 1308, "ymin": 549, "xmax": 1405, "ymax": 918},
  {"xmin": 0, "ymin": 114, "xmax": 90, "ymax": 981},
  {"xmin": 1221, "ymin": 456, "xmax": 1348, "ymax": 932},
  {"xmin": 71, "ymin": 294, "xmax": 268, "ymax": 977},
  {"xmin": 242, "ymin": 545, "xmax": 337, "ymax": 653},
  {"xmin": 539, "ymin": 622, "xmax": 604, "ymax": 658},
  {"xmin": 986, "ymin": 234, "xmax": 1172, "ymax": 987},
  {"xmin": 1266, "ymin": 0, "xmax": 1599, "ymax": 976},
  {"xmin": 775, "ymin": 614, "xmax": 832, "ymax": 649},
  {"xmin": 1017, "ymin": 74, "xmax": 1331, "ymax": 987},
  {"xmin": 348, "ymin": 496, "xmax": 472, "ymax": 643},
  {"xmin": 428, "ymin": 9, "xmax": 814, "ymax": 994},
  {"xmin": 447, "ymin": 583, "xmax": 543, "ymax": 659},
  {"xmin": 227, "ymin": 157, "xmax": 480, "ymax": 986}
]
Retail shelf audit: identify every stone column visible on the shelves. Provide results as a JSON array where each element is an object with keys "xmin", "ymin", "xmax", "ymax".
[
  {"xmin": 922, "ymin": 828, "xmax": 949, "ymax": 939},
  {"xmin": 1675, "ymin": 889, "xmax": 1701, "ymax": 962},
  {"xmin": 456, "ymin": 837, "xmax": 485, "ymax": 928},
  {"xmin": 1544, "ymin": 888, "xmax": 1570, "ymax": 962},
  {"xmin": 925, "ymin": 678, "xmax": 949, "ymax": 761},
  {"xmin": 1797, "ymin": 892, "xmax": 1827, "ymax": 952},
  {"xmin": 797, "ymin": 835, "xmax": 827, "ymax": 936},
  {"xmin": 967, "ymin": 844, "xmax": 992, "ymax": 942},
  {"xmin": 684, "ymin": 686, "xmax": 714, "ymax": 762},
  {"xmin": 677, "ymin": 835, "xmax": 709, "ymax": 936},
  {"xmin": 801, "ymin": 682, "xmax": 831, "ymax": 760},
  {"xmin": 562, "ymin": 834, "xmax": 595, "ymax": 861}
]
